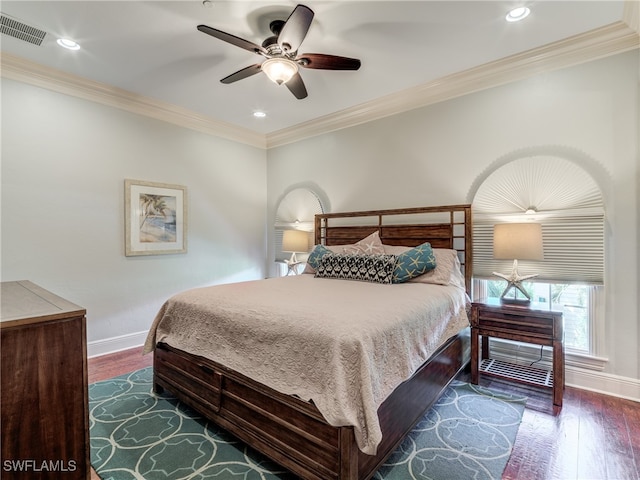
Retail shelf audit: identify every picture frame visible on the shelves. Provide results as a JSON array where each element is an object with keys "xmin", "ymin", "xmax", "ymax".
[{"xmin": 125, "ymin": 179, "xmax": 187, "ymax": 256}]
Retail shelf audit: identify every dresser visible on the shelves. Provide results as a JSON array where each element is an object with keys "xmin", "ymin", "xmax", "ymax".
[{"xmin": 1, "ymin": 281, "xmax": 89, "ymax": 479}]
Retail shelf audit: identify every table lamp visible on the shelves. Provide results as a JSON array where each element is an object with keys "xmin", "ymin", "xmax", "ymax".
[
  {"xmin": 492, "ymin": 223, "xmax": 543, "ymax": 302},
  {"xmin": 282, "ymin": 229, "xmax": 309, "ymax": 266}
]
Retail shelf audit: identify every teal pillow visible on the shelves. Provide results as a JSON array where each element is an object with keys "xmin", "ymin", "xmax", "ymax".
[
  {"xmin": 307, "ymin": 244, "xmax": 333, "ymax": 270},
  {"xmin": 392, "ymin": 242, "xmax": 437, "ymax": 283}
]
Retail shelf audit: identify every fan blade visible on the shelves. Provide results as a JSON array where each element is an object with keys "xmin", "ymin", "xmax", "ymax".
[
  {"xmin": 197, "ymin": 25, "xmax": 267, "ymax": 56},
  {"xmin": 220, "ymin": 64, "xmax": 262, "ymax": 84},
  {"xmin": 278, "ymin": 5, "xmax": 314, "ymax": 54},
  {"xmin": 298, "ymin": 53, "xmax": 361, "ymax": 70},
  {"xmin": 285, "ymin": 72, "xmax": 308, "ymax": 99}
]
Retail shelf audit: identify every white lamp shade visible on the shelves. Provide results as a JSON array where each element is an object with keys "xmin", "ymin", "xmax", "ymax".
[
  {"xmin": 493, "ymin": 223, "xmax": 543, "ymax": 261},
  {"xmin": 261, "ymin": 58, "xmax": 298, "ymax": 85},
  {"xmin": 282, "ymin": 229, "xmax": 309, "ymax": 253}
]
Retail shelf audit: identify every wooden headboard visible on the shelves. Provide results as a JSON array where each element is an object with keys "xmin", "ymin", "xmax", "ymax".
[{"xmin": 314, "ymin": 204, "xmax": 472, "ymax": 294}]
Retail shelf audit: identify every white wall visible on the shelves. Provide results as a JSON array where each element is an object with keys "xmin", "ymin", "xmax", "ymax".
[
  {"xmin": 267, "ymin": 51, "xmax": 639, "ymax": 390},
  {"xmin": 1, "ymin": 79, "xmax": 267, "ymax": 355}
]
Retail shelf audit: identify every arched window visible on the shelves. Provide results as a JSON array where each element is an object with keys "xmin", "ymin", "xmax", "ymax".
[
  {"xmin": 471, "ymin": 151, "xmax": 606, "ymax": 356},
  {"xmin": 473, "ymin": 155, "xmax": 604, "ymax": 284},
  {"xmin": 274, "ymin": 188, "xmax": 325, "ymax": 273}
]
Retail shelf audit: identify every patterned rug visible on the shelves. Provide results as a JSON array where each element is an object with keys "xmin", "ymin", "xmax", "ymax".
[{"xmin": 90, "ymin": 367, "xmax": 526, "ymax": 480}]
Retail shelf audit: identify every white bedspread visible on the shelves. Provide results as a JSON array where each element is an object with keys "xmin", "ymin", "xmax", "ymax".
[{"xmin": 143, "ymin": 275, "xmax": 469, "ymax": 455}]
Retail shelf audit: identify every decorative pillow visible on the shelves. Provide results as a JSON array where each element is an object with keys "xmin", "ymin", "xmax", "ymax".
[
  {"xmin": 306, "ymin": 244, "xmax": 333, "ymax": 271},
  {"xmin": 383, "ymin": 245, "xmax": 465, "ymax": 288},
  {"xmin": 343, "ymin": 231, "xmax": 385, "ymax": 255},
  {"xmin": 392, "ymin": 242, "xmax": 437, "ymax": 283},
  {"xmin": 315, "ymin": 253, "xmax": 396, "ymax": 284},
  {"xmin": 383, "ymin": 245, "xmax": 412, "ymax": 256}
]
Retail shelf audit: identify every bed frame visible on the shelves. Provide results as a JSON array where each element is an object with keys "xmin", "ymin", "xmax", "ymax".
[{"xmin": 153, "ymin": 204, "xmax": 472, "ymax": 480}]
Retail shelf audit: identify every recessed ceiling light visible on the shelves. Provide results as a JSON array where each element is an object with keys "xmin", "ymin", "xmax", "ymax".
[
  {"xmin": 506, "ymin": 7, "xmax": 530, "ymax": 22},
  {"xmin": 253, "ymin": 111, "xmax": 267, "ymax": 118},
  {"xmin": 57, "ymin": 38, "xmax": 80, "ymax": 50}
]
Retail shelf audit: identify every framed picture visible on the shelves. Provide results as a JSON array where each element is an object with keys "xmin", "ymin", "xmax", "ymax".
[{"xmin": 125, "ymin": 179, "xmax": 187, "ymax": 256}]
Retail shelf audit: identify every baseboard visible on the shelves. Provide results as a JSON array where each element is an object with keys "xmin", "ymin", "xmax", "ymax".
[
  {"xmin": 87, "ymin": 330, "xmax": 148, "ymax": 358},
  {"xmin": 565, "ymin": 367, "xmax": 640, "ymax": 402},
  {"xmin": 488, "ymin": 339, "xmax": 640, "ymax": 402}
]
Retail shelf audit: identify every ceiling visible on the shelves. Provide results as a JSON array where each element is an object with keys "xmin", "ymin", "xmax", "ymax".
[{"xmin": 1, "ymin": 1, "xmax": 637, "ymax": 147}]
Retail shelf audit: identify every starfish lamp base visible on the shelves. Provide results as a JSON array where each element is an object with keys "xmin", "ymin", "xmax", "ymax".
[{"xmin": 493, "ymin": 259, "xmax": 538, "ymax": 302}]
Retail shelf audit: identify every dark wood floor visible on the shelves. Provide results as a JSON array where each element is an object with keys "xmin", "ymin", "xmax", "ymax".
[{"xmin": 88, "ymin": 347, "xmax": 640, "ymax": 480}]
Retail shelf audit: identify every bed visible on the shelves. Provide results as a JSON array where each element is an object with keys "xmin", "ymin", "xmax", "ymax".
[{"xmin": 143, "ymin": 204, "xmax": 472, "ymax": 480}]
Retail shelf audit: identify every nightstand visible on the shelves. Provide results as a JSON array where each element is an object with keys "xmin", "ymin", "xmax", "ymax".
[{"xmin": 470, "ymin": 298, "xmax": 564, "ymax": 407}]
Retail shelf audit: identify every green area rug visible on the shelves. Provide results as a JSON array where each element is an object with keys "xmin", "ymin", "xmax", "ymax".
[{"xmin": 90, "ymin": 367, "xmax": 526, "ymax": 480}]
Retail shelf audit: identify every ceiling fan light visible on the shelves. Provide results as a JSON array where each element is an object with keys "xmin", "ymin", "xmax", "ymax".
[{"xmin": 261, "ymin": 58, "xmax": 298, "ymax": 85}]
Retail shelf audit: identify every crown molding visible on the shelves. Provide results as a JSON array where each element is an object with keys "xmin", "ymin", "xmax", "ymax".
[
  {"xmin": 266, "ymin": 18, "xmax": 639, "ymax": 148},
  {"xmin": 0, "ymin": 53, "xmax": 267, "ymax": 149},
  {"xmin": 2, "ymin": 11, "xmax": 637, "ymax": 151}
]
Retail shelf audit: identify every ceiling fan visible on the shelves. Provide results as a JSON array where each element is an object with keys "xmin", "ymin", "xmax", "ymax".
[{"xmin": 197, "ymin": 4, "xmax": 361, "ymax": 99}]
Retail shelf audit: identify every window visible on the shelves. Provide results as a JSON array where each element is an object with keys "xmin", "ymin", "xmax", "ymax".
[
  {"xmin": 274, "ymin": 188, "xmax": 325, "ymax": 276},
  {"xmin": 479, "ymin": 279, "xmax": 594, "ymax": 353},
  {"xmin": 470, "ymin": 150, "xmax": 606, "ymax": 359}
]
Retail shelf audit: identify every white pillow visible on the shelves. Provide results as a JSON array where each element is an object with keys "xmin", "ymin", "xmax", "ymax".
[{"xmin": 342, "ymin": 231, "xmax": 385, "ymax": 255}]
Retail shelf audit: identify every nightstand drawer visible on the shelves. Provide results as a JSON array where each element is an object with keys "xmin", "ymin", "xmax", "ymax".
[{"xmin": 474, "ymin": 308, "xmax": 555, "ymax": 340}]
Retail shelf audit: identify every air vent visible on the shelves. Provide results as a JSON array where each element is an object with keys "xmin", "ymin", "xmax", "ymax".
[{"xmin": 1, "ymin": 13, "xmax": 47, "ymax": 46}]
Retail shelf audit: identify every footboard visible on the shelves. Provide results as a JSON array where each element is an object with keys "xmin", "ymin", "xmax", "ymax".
[
  {"xmin": 358, "ymin": 328, "xmax": 470, "ymax": 477},
  {"xmin": 153, "ymin": 329, "xmax": 469, "ymax": 480}
]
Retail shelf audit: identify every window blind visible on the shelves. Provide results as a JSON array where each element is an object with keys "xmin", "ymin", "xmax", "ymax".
[
  {"xmin": 274, "ymin": 188, "xmax": 324, "ymax": 262},
  {"xmin": 471, "ymin": 154, "xmax": 605, "ymax": 285},
  {"xmin": 473, "ymin": 213, "xmax": 604, "ymax": 284}
]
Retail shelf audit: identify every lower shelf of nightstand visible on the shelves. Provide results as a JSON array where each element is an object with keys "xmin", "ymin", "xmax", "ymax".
[{"xmin": 480, "ymin": 358, "xmax": 553, "ymax": 388}]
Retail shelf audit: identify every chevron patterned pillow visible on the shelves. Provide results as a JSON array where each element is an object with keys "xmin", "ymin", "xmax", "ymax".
[{"xmin": 315, "ymin": 253, "xmax": 396, "ymax": 284}]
